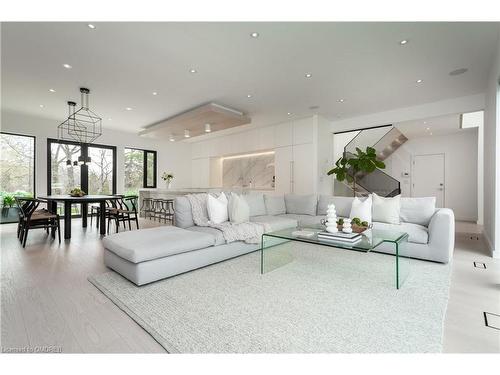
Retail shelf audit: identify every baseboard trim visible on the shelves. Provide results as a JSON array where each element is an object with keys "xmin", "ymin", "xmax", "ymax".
[{"xmin": 482, "ymin": 231, "xmax": 497, "ymax": 258}]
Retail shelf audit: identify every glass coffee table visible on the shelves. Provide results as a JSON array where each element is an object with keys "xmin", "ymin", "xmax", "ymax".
[{"xmin": 260, "ymin": 226, "xmax": 410, "ymax": 289}]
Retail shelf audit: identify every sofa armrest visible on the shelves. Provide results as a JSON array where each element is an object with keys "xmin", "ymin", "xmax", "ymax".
[{"xmin": 427, "ymin": 208, "xmax": 455, "ymax": 263}]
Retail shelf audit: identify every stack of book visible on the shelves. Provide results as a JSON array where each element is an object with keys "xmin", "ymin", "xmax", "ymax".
[{"xmin": 317, "ymin": 231, "xmax": 362, "ymax": 244}]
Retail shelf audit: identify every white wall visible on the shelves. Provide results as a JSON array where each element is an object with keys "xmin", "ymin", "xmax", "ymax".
[
  {"xmin": 384, "ymin": 130, "xmax": 478, "ymax": 221},
  {"xmin": 0, "ymin": 110, "xmax": 192, "ymax": 195},
  {"xmin": 483, "ymin": 29, "xmax": 500, "ymax": 257}
]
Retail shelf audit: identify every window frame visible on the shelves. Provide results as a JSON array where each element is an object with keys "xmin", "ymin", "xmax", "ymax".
[
  {"xmin": 124, "ymin": 147, "xmax": 157, "ymax": 190},
  {"xmin": 47, "ymin": 138, "xmax": 117, "ymax": 195},
  {"xmin": 0, "ymin": 131, "xmax": 37, "ymax": 197}
]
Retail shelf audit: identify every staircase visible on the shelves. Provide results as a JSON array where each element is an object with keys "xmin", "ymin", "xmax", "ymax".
[{"xmin": 337, "ymin": 126, "xmax": 408, "ymax": 197}]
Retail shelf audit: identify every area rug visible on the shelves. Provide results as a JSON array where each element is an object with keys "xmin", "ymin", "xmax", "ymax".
[{"xmin": 89, "ymin": 243, "xmax": 452, "ymax": 353}]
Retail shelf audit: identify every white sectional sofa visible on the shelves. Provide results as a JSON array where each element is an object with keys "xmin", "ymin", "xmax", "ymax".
[{"xmin": 103, "ymin": 193, "xmax": 454, "ymax": 285}]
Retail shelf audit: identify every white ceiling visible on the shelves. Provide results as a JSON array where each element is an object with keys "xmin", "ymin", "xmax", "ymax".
[
  {"xmin": 2, "ymin": 22, "xmax": 499, "ymax": 137},
  {"xmin": 395, "ymin": 113, "xmax": 465, "ymax": 139}
]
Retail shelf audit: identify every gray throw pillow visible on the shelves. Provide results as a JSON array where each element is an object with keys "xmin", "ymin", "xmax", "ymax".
[
  {"xmin": 228, "ymin": 193, "xmax": 250, "ymax": 224},
  {"xmin": 173, "ymin": 196, "xmax": 195, "ymax": 228},
  {"xmin": 285, "ymin": 194, "xmax": 318, "ymax": 216},
  {"xmin": 264, "ymin": 194, "xmax": 286, "ymax": 215},
  {"xmin": 243, "ymin": 193, "xmax": 266, "ymax": 217}
]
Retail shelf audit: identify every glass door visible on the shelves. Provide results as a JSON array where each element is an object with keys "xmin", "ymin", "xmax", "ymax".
[
  {"xmin": 87, "ymin": 146, "xmax": 115, "ymax": 195},
  {"xmin": 48, "ymin": 139, "xmax": 116, "ymax": 216},
  {"xmin": 49, "ymin": 141, "xmax": 82, "ymax": 215},
  {"xmin": 0, "ymin": 132, "xmax": 36, "ymax": 223}
]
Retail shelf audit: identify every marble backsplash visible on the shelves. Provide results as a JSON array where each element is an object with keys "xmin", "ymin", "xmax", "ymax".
[{"xmin": 222, "ymin": 154, "xmax": 275, "ymax": 189}]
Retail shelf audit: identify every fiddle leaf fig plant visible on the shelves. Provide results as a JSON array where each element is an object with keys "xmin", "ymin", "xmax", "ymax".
[{"xmin": 327, "ymin": 146, "xmax": 386, "ymax": 196}]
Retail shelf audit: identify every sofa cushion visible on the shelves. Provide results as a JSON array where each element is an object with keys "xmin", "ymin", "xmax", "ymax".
[
  {"xmin": 372, "ymin": 222, "xmax": 429, "ymax": 244},
  {"xmin": 243, "ymin": 193, "xmax": 267, "ymax": 217},
  {"xmin": 173, "ymin": 196, "xmax": 194, "ymax": 228},
  {"xmin": 400, "ymin": 197, "xmax": 436, "ymax": 226},
  {"xmin": 228, "ymin": 193, "xmax": 250, "ymax": 224},
  {"xmin": 279, "ymin": 214, "xmax": 323, "ymax": 228},
  {"xmin": 186, "ymin": 226, "xmax": 225, "ymax": 246},
  {"xmin": 350, "ymin": 195, "xmax": 372, "ymax": 223},
  {"xmin": 250, "ymin": 215, "xmax": 298, "ymax": 232},
  {"xmin": 207, "ymin": 192, "xmax": 229, "ymax": 224},
  {"xmin": 285, "ymin": 194, "xmax": 317, "ymax": 216},
  {"xmin": 103, "ymin": 226, "xmax": 215, "ymax": 263},
  {"xmin": 317, "ymin": 195, "xmax": 353, "ymax": 217},
  {"xmin": 264, "ymin": 194, "xmax": 286, "ymax": 215},
  {"xmin": 372, "ymin": 193, "xmax": 401, "ymax": 224}
]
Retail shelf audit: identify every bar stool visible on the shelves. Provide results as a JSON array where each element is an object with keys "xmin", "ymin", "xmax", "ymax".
[
  {"xmin": 156, "ymin": 199, "xmax": 174, "ymax": 223},
  {"xmin": 141, "ymin": 197, "xmax": 155, "ymax": 220}
]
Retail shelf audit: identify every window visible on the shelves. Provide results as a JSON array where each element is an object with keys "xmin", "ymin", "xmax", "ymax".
[
  {"xmin": 124, "ymin": 148, "xmax": 157, "ymax": 195},
  {"xmin": 47, "ymin": 139, "xmax": 116, "ymax": 215},
  {"xmin": 0, "ymin": 132, "xmax": 36, "ymax": 223}
]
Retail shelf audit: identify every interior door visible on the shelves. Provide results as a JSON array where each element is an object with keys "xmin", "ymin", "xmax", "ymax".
[{"xmin": 412, "ymin": 154, "xmax": 445, "ymax": 207}]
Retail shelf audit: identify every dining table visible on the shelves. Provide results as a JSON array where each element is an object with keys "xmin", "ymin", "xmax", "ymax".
[{"xmin": 39, "ymin": 195, "xmax": 121, "ymax": 239}]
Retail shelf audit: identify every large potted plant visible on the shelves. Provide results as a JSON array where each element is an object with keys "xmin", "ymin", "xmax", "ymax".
[{"xmin": 327, "ymin": 146, "xmax": 386, "ymax": 196}]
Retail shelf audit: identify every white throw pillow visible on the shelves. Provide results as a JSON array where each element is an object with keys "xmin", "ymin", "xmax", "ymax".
[
  {"xmin": 207, "ymin": 192, "xmax": 228, "ymax": 224},
  {"xmin": 372, "ymin": 193, "xmax": 401, "ymax": 224},
  {"xmin": 400, "ymin": 197, "xmax": 436, "ymax": 226},
  {"xmin": 349, "ymin": 195, "xmax": 372, "ymax": 223},
  {"xmin": 228, "ymin": 193, "xmax": 250, "ymax": 224}
]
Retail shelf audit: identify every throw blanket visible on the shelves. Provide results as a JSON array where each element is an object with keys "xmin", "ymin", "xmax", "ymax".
[{"xmin": 186, "ymin": 193, "xmax": 270, "ymax": 244}]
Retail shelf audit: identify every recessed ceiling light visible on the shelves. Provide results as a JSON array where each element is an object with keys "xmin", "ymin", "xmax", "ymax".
[
  {"xmin": 287, "ymin": 112, "xmax": 292, "ymax": 115},
  {"xmin": 305, "ymin": 73, "xmax": 312, "ymax": 78},
  {"xmin": 39, "ymin": 104, "xmax": 44, "ymax": 108},
  {"xmin": 184, "ymin": 130, "xmax": 190, "ymax": 138},
  {"xmin": 247, "ymin": 94, "xmax": 253, "ymax": 98},
  {"xmin": 205, "ymin": 123, "xmax": 211, "ymax": 133},
  {"xmin": 449, "ymin": 68, "xmax": 468, "ymax": 76},
  {"xmin": 429, "ymin": 132, "xmax": 433, "ymax": 135},
  {"xmin": 423, "ymin": 121, "xmax": 427, "ymax": 124},
  {"xmin": 169, "ymin": 135, "xmax": 175, "ymax": 142},
  {"xmin": 108, "ymin": 118, "xmax": 112, "ymax": 121},
  {"xmin": 337, "ymin": 99, "xmax": 345, "ymax": 103},
  {"xmin": 48, "ymin": 88, "xmax": 56, "ymax": 93},
  {"xmin": 399, "ymin": 39, "xmax": 408, "ymax": 45},
  {"xmin": 63, "ymin": 63, "xmax": 72, "ymax": 69},
  {"xmin": 189, "ymin": 68, "xmax": 197, "ymax": 74},
  {"xmin": 426, "ymin": 127, "xmax": 430, "ymax": 131},
  {"xmin": 250, "ymin": 32, "xmax": 259, "ymax": 38},
  {"xmin": 125, "ymin": 107, "xmax": 133, "ymax": 111},
  {"xmin": 152, "ymin": 92, "xmax": 158, "ymax": 96},
  {"xmin": 87, "ymin": 24, "xmax": 96, "ymax": 29},
  {"xmin": 416, "ymin": 79, "xmax": 423, "ymax": 83}
]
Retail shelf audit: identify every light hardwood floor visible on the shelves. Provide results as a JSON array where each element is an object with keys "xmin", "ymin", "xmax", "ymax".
[{"xmin": 1, "ymin": 219, "xmax": 499, "ymax": 353}]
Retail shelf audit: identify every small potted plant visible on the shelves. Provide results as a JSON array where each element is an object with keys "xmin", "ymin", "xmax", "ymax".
[{"xmin": 162, "ymin": 172, "xmax": 174, "ymax": 189}]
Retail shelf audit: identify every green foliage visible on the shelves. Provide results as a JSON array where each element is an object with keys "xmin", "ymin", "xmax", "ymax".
[
  {"xmin": 361, "ymin": 221, "xmax": 369, "ymax": 227},
  {"xmin": 351, "ymin": 217, "xmax": 362, "ymax": 226},
  {"xmin": 336, "ymin": 218, "xmax": 344, "ymax": 226},
  {"xmin": 2, "ymin": 194, "xmax": 15, "ymax": 207},
  {"xmin": 327, "ymin": 146, "xmax": 386, "ymax": 184}
]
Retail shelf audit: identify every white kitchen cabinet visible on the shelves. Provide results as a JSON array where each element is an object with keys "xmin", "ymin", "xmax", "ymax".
[
  {"xmin": 274, "ymin": 146, "xmax": 293, "ymax": 194},
  {"xmin": 293, "ymin": 117, "xmax": 314, "ymax": 145},
  {"xmin": 292, "ymin": 143, "xmax": 315, "ymax": 194},
  {"xmin": 274, "ymin": 143, "xmax": 315, "ymax": 194},
  {"xmin": 274, "ymin": 121, "xmax": 293, "ymax": 148}
]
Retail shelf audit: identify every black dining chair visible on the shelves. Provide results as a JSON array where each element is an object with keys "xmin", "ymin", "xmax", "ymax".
[
  {"xmin": 107, "ymin": 195, "xmax": 139, "ymax": 234},
  {"xmin": 15, "ymin": 197, "xmax": 61, "ymax": 248}
]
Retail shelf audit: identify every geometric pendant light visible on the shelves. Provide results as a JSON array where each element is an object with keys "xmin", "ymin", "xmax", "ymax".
[{"xmin": 58, "ymin": 87, "xmax": 102, "ymax": 144}]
